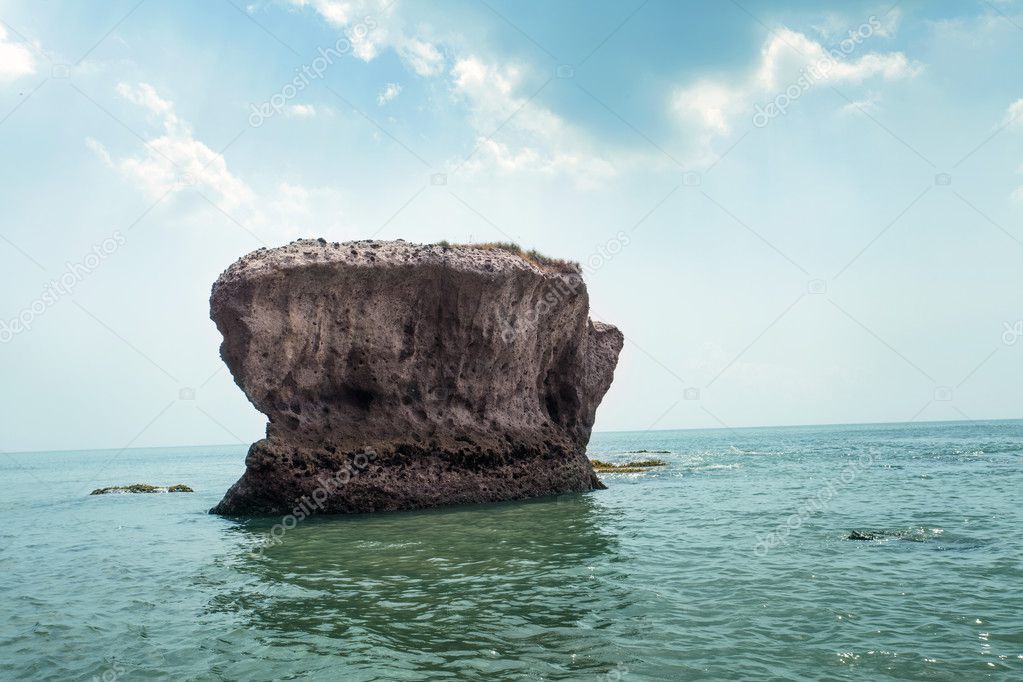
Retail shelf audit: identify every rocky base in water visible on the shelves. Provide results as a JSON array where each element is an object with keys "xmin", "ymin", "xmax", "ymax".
[
  {"xmin": 90, "ymin": 484, "xmax": 194, "ymax": 495},
  {"xmin": 209, "ymin": 239, "xmax": 623, "ymax": 516}
]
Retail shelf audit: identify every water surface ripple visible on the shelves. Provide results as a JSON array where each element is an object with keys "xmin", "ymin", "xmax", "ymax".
[{"xmin": 2, "ymin": 420, "xmax": 1021, "ymax": 679}]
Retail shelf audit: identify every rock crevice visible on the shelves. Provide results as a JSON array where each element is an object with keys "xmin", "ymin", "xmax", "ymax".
[{"xmin": 209, "ymin": 239, "xmax": 623, "ymax": 515}]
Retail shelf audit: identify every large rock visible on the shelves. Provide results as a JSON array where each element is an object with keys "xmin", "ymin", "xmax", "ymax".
[{"xmin": 209, "ymin": 239, "xmax": 623, "ymax": 515}]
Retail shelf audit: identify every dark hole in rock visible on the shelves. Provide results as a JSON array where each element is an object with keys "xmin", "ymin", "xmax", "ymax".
[{"xmin": 337, "ymin": 386, "xmax": 374, "ymax": 411}]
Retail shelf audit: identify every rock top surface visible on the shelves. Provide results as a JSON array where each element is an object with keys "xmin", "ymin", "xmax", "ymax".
[{"xmin": 210, "ymin": 239, "xmax": 623, "ymax": 515}]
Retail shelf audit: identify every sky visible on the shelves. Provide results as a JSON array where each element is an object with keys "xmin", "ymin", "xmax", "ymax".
[{"xmin": 1, "ymin": 0, "xmax": 1021, "ymax": 453}]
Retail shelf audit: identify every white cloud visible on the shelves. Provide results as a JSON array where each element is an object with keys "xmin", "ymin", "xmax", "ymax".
[
  {"xmin": 810, "ymin": 15, "xmax": 849, "ymax": 42},
  {"xmin": 398, "ymin": 37, "xmax": 444, "ymax": 76},
  {"xmin": 288, "ymin": 0, "xmax": 357, "ymax": 27},
  {"xmin": 672, "ymin": 26, "xmax": 921, "ymax": 139},
  {"xmin": 84, "ymin": 82, "xmax": 347, "ymax": 239},
  {"xmin": 450, "ymin": 56, "xmax": 616, "ymax": 186},
  {"xmin": 1006, "ymin": 98, "xmax": 1023, "ymax": 128},
  {"xmin": 292, "ymin": 1, "xmax": 615, "ymax": 184},
  {"xmin": 84, "ymin": 137, "xmax": 112, "ymax": 165},
  {"xmin": 672, "ymin": 82, "xmax": 734, "ymax": 135},
  {"xmin": 875, "ymin": 9, "xmax": 901, "ymax": 39},
  {"xmin": 286, "ymin": 103, "xmax": 317, "ymax": 117},
  {"xmin": 814, "ymin": 10, "xmax": 899, "ymax": 42},
  {"xmin": 450, "ymin": 57, "xmax": 518, "ymax": 120},
  {"xmin": 115, "ymin": 81, "xmax": 176, "ymax": 119},
  {"xmin": 289, "ymin": 0, "xmax": 445, "ymax": 76},
  {"xmin": 0, "ymin": 25, "xmax": 36, "ymax": 81},
  {"xmin": 90, "ymin": 82, "xmax": 253, "ymax": 210},
  {"xmin": 88, "ymin": 82, "xmax": 352, "ymax": 239},
  {"xmin": 839, "ymin": 91, "xmax": 881, "ymax": 116},
  {"xmin": 376, "ymin": 82, "xmax": 402, "ymax": 105}
]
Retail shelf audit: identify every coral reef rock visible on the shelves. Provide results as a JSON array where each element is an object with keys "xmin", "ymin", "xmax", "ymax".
[{"xmin": 209, "ymin": 239, "xmax": 623, "ymax": 515}]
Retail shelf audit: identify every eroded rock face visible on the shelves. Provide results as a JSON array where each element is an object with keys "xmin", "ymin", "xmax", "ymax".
[{"xmin": 209, "ymin": 239, "xmax": 623, "ymax": 515}]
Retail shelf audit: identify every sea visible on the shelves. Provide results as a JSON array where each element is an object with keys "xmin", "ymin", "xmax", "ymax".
[{"xmin": 2, "ymin": 420, "xmax": 1021, "ymax": 680}]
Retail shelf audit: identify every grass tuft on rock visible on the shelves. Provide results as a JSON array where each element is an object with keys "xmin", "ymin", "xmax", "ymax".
[{"xmin": 435, "ymin": 240, "xmax": 580, "ymax": 273}]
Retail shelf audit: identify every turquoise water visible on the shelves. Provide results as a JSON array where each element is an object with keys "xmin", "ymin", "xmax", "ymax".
[{"xmin": 2, "ymin": 420, "xmax": 1022, "ymax": 680}]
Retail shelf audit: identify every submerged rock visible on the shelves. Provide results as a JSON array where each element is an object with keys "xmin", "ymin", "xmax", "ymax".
[
  {"xmin": 589, "ymin": 458, "xmax": 668, "ymax": 473},
  {"xmin": 209, "ymin": 239, "xmax": 623, "ymax": 515},
  {"xmin": 90, "ymin": 483, "xmax": 194, "ymax": 495}
]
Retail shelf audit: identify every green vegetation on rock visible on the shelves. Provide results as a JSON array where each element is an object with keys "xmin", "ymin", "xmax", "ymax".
[
  {"xmin": 90, "ymin": 483, "xmax": 194, "ymax": 495},
  {"xmin": 434, "ymin": 240, "xmax": 580, "ymax": 273},
  {"xmin": 590, "ymin": 458, "xmax": 668, "ymax": 473}
]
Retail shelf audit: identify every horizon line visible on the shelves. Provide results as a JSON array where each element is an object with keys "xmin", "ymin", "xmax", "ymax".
[{"xmin": 4, "ymin": 416, "xmax": 1020, "ymax": 457}]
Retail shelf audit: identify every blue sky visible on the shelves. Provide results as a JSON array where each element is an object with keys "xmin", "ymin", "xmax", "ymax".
[{"xmin": 1, "ymin": 0, "xmax": 1021, "ymax": 452}]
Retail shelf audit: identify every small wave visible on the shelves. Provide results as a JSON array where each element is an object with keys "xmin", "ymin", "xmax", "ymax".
[
  {"xmin": 728, "ymin": 446, "xmax": 777, "ymax": 455},
  {"xmin": 976, "ymin": 444, "xmax": 1023, "ymax": 454},
  {"xmin": 688, "ymin": 463, "xmax": 742, "ymax": 472},
  {"xmin": 354, "ymin": 540, "xmax": 423, "ymax": 550},
  {"xmin": 597, "ymin": 450, "xmax": 672, "ymax": 458}
]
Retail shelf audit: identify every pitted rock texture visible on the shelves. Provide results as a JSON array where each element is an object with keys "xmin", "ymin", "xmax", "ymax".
[{"xmin": 209, "ymin": 239, "xmax": 623, "ymax": 515}]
